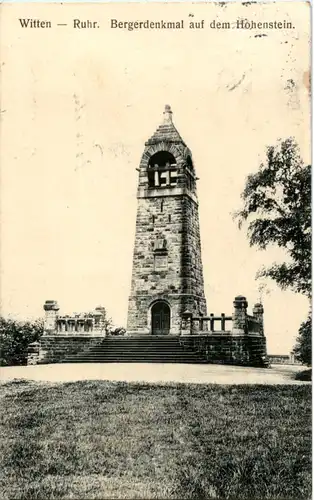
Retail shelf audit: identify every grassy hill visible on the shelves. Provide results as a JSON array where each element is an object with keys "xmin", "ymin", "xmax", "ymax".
[{"xmin": 0, "ymin": 380, "xmax": 311, "ymax": 499}]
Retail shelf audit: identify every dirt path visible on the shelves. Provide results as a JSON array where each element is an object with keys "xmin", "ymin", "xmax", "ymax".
[{"xmin": 0, "ymin": 363, "xmax": 309, "ymax": 385}]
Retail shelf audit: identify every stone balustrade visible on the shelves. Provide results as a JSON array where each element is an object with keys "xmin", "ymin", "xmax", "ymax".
[
  {"xmin": 181, "ymin": 296, "xmax": 264, "ymax": 337},
  {"xmin": 191, "ymin": 314, "xmax": 233, "ymax": 333},
  {"xmin": 42, "ymin": 301, "xmax": 108, "ymax": 336}
]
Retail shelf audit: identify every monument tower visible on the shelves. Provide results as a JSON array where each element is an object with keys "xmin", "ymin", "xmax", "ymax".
[
  {"xmin": 127, "ymin": 105, "xmax": 207, "ymax": 335},
  {"xmin": 30, "ymin": 105, "xmax": 267, "ymax": 366}
]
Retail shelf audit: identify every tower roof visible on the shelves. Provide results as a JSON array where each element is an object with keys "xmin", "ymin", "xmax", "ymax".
[{"xmin": 145, "ymin": 105, "xmax": 186, "ymax": 146}]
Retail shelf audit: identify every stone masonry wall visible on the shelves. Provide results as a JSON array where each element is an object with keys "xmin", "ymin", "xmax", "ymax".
[
  {"xmin": 127, "ymin": 192, "xmax": 207, "ymax": 334},
  {"xmin": 127, "ymin": 196, "xmax": 184, "ymax": 333},
  {"xmin": 27, "ymin": 336, "xmax": 103, "ymax": 365},
  {"xmin": 180, "ymin": 334, "xmax": 268, "ymax": 367},
  {"xmin": 181, "ymin": 195, "xmax": 207, "ymax": 316}
]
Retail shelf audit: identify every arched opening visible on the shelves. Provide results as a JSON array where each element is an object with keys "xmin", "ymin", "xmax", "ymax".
[
  {"xmin": 151, "ymin": 301, "xmax": 170, "ymax": 335},
  {"xmin": 147, "ymin": 151, "xmax": 177, "ymax": 188},
  {"xmin": 148, "ymin": 151, "xmax": 176, "ymax": 169},
  {"xmin": 185, "ymin": 156, "xmax": 195, "ymax": 192}
]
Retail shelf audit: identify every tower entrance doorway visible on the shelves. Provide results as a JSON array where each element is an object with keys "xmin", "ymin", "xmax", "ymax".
[{"xmin": 151, "ymin": 302, "xmax": 170, "ymax": 335}]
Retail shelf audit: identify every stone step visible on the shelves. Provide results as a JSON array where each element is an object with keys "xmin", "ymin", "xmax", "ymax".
[
  {"xmin": 61, "ymin": 359, "xmax": 207, "ymax": 364},
  {"xmin": 65, "ymin": 353, "xmax": 201, "ymax": 359},
  {"xmin": 83, "ymin": 356, "xmax": 196, "ymax": 360},
  {"xmin": 63, "ymin": 354, "xmax": 204, "ymax": 359},
  {"xmin": 61, "ymin": 336, "xmax": 206, "ymax": 364}
]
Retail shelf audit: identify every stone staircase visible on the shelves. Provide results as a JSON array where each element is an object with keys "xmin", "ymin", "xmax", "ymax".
[{"xmin": 61, "ymin": 335, "xmax": 207, "ymax": 364}]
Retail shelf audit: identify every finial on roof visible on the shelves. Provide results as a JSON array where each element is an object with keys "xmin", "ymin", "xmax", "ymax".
[{"xmin": 163, "ymin": 104, "xmax": 173, "ymax": 124}]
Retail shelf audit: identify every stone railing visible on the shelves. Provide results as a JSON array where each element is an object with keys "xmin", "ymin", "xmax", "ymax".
[
  {"xmin": 268, "ymin": 354, "xmax": 301, "ymax": 365},
  {"xmin": 55, "ymin": 317, "xmax": 107, "ymax": 335},
  {"xmin": 42, "ymin": 301, "xmax": 109, "ymax": 336},
  {"xmin": 191, "ymin": 314, "xmax": 233, "ymax": 333},
  {"xmin": 181, "ymin": 296, "xmax": 264, "ymax": 337}
]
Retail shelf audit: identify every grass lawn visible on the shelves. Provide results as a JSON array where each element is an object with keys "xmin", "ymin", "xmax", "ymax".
[{"xmin": 0, "ymin": 380, "xmax": 311, "ymax": 499}]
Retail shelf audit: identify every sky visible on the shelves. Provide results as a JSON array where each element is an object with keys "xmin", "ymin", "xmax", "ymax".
[{"xmin": 1, "ymin": 2, "xmax": 311, "ymax": 354}]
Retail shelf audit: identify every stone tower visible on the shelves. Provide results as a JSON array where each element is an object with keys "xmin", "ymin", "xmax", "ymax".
[{"xmin": 127, "ymin": 105, "xmax": 207, "ymax": 335}]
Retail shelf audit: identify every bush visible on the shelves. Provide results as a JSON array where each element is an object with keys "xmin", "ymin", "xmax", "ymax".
[
  {"xmin": 295, "ymin": 369, "xmax": 312, "ymax": 381},
  {"xmin": 0, "ymin": 317, "xmax": 43, "ymax": 366}
]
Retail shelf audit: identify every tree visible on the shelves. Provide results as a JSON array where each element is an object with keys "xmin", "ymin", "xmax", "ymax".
[
  {"xmin": 293, "ymin": 311, "xmax": 311, "ymax": 365},
  {"xmin": 235, "ymin": 138, "xmax": 311, "ymax": 361},
  {"xmin": 0, "ymin": 317, "xmax": 44, "ymax": 366}
]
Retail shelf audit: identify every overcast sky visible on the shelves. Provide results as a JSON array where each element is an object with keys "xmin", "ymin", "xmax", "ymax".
[{"xmin": 1, "ymin": 2, "xmax": 310, "ymax": 354}]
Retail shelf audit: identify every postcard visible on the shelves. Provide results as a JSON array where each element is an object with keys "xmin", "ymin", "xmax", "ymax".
[{"xmin": 0, "ymin": 2, "xmax": 311, "ymax": 499}]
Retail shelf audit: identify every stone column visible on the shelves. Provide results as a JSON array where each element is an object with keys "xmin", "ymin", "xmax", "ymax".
[
  {"xmin": 232, "ymin": 296, "xmax": 248, "ymax": 335},
  {"xmin": 253, "ymin": 303, "xmax": 264, "ymax": 335},
  {"xmin": 43, "ymin": 300, "xmax": 60, "ymax": 334},
  {"xmin": 181, "ymin": 310, "xmax": 192, "ymax": 336}
]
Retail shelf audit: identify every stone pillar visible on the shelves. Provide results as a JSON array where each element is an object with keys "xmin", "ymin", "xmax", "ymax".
[
  {"xmin": 232, "ymin": 295, "xmax": 248, "ymax": 335},
  {"xmin": 27, "ymin": 341, "xmax": 40, "ymax": 365},
  {"xmin": 181, "ymin": 310, "xmax": 192, "ymax": 336},
  {"xmin": 43, "ymin": 300, "xmax": 60, "ymax": 334},
  {"xmin": 95, "ymin": 306, "xmax": 107, "ymax": 336},
  {"xmin": 253, "ymin": 303, "xmax": 264, "ymax": 335}
]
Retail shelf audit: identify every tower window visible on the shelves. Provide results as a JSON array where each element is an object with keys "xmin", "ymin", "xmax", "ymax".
[
  {"xmin": 168, "ymin": 214, "xmax": 171, "ymax": 223},
  {"xmin": 153, "ymin": 237, "xmax": 168, "ymax": 270},
  {"xmin": 154, "ymin": 238, "xmax": 167, "ymax": 251}
]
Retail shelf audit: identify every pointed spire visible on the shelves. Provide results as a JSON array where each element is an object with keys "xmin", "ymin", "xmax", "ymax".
[
  {"xmin": 145, "ymin": 105, "xmax": 186, "ymax": 146},
  {"xmin": 163, "ymin": 104, "xmax": 173, "ymax": 124}
]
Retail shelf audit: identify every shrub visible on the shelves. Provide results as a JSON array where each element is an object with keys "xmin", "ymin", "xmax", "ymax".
[
  {"xmin": 0, "ymin": 317, "xmax": 43, "ymax": 366},
  {"xmin": 109, "ymin": 327, "xmax": 127, "ymax": 336}
]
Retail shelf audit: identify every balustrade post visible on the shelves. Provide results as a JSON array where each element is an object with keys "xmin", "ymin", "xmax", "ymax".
[
  {"xmin": 210, "ymin": 313, "xmax": 215, "ymax": 332},
  {"xmin": 43, "ymin": 300, "xmax": 59, "ymax": 335},
  {"xmin": 221, "ymin": 313, "xmax": 226, "ymax": 332},
  {"xmin": 232, "ymin": 296, "xmax": 248, "ymax": 335},
  {"xmin": 181, "ymin": 310, "xmax": 193, "ymax": 336},
  {"xmin": 253, "ymin": 303, "xmax": 264, "ymax": 335},
  {"xmin": 199, "ymin": 317, "xmax": 204, "ymax": 332}
]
